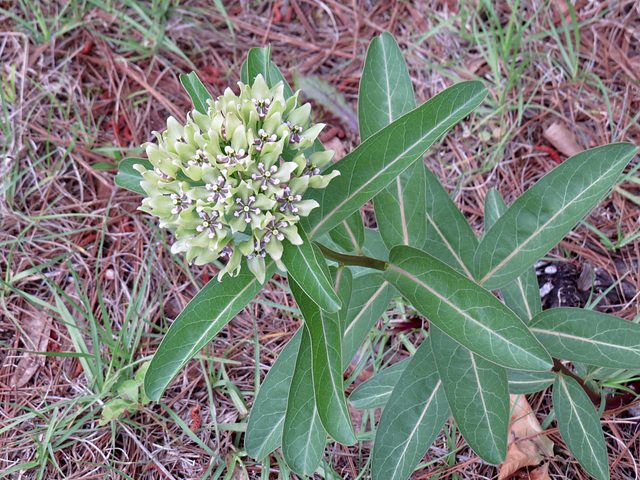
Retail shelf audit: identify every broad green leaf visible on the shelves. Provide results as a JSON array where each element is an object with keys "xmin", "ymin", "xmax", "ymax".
[
  {"xmin": 372, "ymin": 339, "xmax": 449, "ymax": 480},
  {"xmin": 302, "ymin": 81, "xmax": 488, "ymax": 239},
  {"xmin": 423, "ymin": 165, "xmax": 478, "ymax": 277},
  {"xmin": 375, "ymin": 161, "xmax": 428, "ymax": 251},
  {"xmin": 245, "ymin": 328, "xmax": 303, "ymax": 460},
  {"xmin": 500, "ymin": 270, "xmax": 541, "ymax": 324},
  {"xmin": 241, "ymin": 47, "xmax": 294, "ymax": 97},
  {"xmin": 245, "ymin": 45, "xmax": 273, "ymax": 87},
  {"xmin": 360, "ymin": 33, "xmax": 431, "ymax": 254},
  {"xmin": 342, "ymin": 273, "xmax": 395, "ymax": 369},
  {"xmin": 430, "ymin": 327, "xmax": 508, "ymax": 464},
  {"xmin": 383, "ymin": 246, "xmax": 552, "ymax": 371},
  {"xmin": 475, "ymin": 143, "xmax": 638, "ymax": 289},
  {"xmin": 484, "ymin": 188, "xmax": 541, "ymax": 322},
  {"xmin": 530, "ymin": 307, "xmax": 640, "ymax": 368},
  {"xmin": 554, "ymin": 374, "xmax": 609, "ymax": 480},
  {"xmin": 358, "ymin": 32, "xmax": 416, "ymax": 141},
  {"xmin": 114, "ymin": 157, "xmax": 152, "ymax": 195},
  {"xmin": 282, "ymin": 229, "xmax": 341, "ymax": 313},
  {"xmin": 349, "ymin": 358, "xmax": 409, "ymax": 410},
  {"xmin": 179, "ymin": 72, "xmax": 213, "ymax": 115},
  {"xmin": 361, "ymin": 227, "xmax": 390, "ymax": 261},
  {"xmin": 282, "ymin": 325, "xmax": 327, "ymax": 476},
  {"xmin": 144, "ymin": 261, "xmax": 275, "ymax": 401},
  {"xmin": 507, "ymin": 369, "xmax": 556, "ymax": 394},
  {"xmin": 289, "ymin": 275, "xmax": 356, "ymax": 446},
  {"xmin": 483, "ymin": 188, "xmax": 506, "ymax": 231},
  {"xmin": 328, "ymin": 212, "xmax": 365, "ymax": 254}
]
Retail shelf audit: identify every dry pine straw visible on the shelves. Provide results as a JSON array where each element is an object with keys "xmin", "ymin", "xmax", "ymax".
[{"xmin": 1, "ymin": 0, "xmax": 640, "ymax": 478}]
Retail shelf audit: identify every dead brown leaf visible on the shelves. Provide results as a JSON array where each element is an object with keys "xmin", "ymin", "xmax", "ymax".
[
  {"xmin": 543, "ymin": 122, "xmax": 583, "ymax": 158},
  {"xmin": 11, "ymin": 308, "xmax": 52, "ymax": 388},
  {"xmin": 498, "ymin": 395, "xmax": 554, "ymax": 480}
]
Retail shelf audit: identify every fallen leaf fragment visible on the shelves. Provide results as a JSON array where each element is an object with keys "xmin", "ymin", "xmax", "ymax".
[
  {"xmin": 11, "ymin": 309, "xmax": 52, "ymax": 387},
  {"xmin": 498, "ymin": 394, "xmax": 554, "ymax": 480},
  {"xmin": 543, "ymin": 122, "xmax": 583, "ymax": 158},
  {"xmin": 530, "ymin": 462, "xmax": 551, "ymax": 480}
]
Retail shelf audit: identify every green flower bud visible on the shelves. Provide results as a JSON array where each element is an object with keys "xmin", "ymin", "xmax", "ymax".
[{"xmin": 135, "ymin": 74, "xmax": 339, "ymax": 282}]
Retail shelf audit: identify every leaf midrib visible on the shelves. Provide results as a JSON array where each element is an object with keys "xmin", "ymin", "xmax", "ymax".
[
  {"xmin": 389, "ymin": 263, "xmax": 541, "ymax": 365},
  {"xmin": 388, "ymin": 380, "xmax": 442, "ymax": 479},
  {"xmin": 531, "ymin": 327, "xmax": 640, "ymax": 354},
  {"xmin": 309, "ymin": 86, "xmax": 482, "ymax": 239},
  {"xmin": 479, "ymin": 161, "xmax": 623, "ymax": 284}
]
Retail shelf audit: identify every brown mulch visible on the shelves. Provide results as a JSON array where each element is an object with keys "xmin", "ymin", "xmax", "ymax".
[{"xmin": 1, "ymin": 1, "xmax": 640, "ymax": 479}]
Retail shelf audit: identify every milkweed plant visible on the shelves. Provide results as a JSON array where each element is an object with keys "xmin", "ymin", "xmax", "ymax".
[{"xmin": 116, "ymin": 34, "xmax": 639, "ymax": 480}]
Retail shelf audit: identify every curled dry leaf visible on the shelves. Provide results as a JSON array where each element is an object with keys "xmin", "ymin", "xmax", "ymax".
[
  {"xmin": 543, "ymin": 122, "xmax": 583, "ymax": 158},
  {"xmin": 498, "ymin": 394, "xmax": 554, "ymax": 480},
  {"xmin": 530, "ymin": 462, "xmax": 551, "ymax": 480},
  {"xmin": 11, "ymin": 308, "xmax": 52, "ymax": 388}
]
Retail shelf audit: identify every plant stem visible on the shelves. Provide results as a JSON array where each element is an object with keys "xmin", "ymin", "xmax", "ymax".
[
  {"xmin": 313, "ymin": 242, "xmax": 388, "ymax": 271},
  {"xmin": 552, "ymin": 358, "xmax": 601, "ymax": 405}
]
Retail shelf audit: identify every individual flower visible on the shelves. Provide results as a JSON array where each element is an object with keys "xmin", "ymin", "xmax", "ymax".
[{"xmin": 135, "ymin": 73, "xmax": 339, "ymax": 282}]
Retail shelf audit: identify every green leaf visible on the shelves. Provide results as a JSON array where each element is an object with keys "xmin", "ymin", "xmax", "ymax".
[
  {"xmin": 553, "ymin": 374, "xmax": 609, "ymax": 480},
  {"xmin": 302, "ymin": 81, "xmax": 488, "ymax": 240},
  {"xmin": 507, "ymin": 369, "xmax": 556, "ymax": 394},
  {"xmin": 300, "ymin": 75, "xmax": 358, "ymax": 132},
  {"xmin": 289, "ymin": 276, "xmax": 356, "ymax": 446},
  {"xmin": 372, "ymin": 339, "xmax": 449, "ymax": 480},
  {"xmin": 423, "ymin": 165, "xmax": 478, "ymax": 277},
  {"xmin": 241, "ymin": 47, "xmax": 294, "ymax": 97},
  {"xmin": 328, "ymin": 211, "xmax": 365, "ymax": 254},
  {"xmin": 375, "ymin": 161, "xmax": 428, "ymax": 251},
  {"xmin": 179, "ymin": 72, "xmax": 213, "ymax": 115},
  {"xmin": 475, "ymin": 143, "xmax": 638, "ymax": 289},
  {"xmin": 114, "ymin": 157, "xmax": 152, "ymax": 195},
  {"xmin": 484, "ymin": 188, "xmax": 541, "ymax": 322},
  {"xmin": 281, "ymin": 229, "xmax": 341, "ymax": 313},
  {"xmin": 360, "ymin": 32, "xmax": 420, "ymax": 252},
  {"xmin": 430, "ymin": 327, "xmax": 508, "ymax": 464},
  {"xmin": 245, "ymin": 328, "xmax": 303, "ymax": 460},
  {"xmin": 245, "ymin": 45, "xmax": 272, "ymax": 87},
  {"xmin": 358, "ymin": 32, "xmax": 416, "ymax": 141},
  {"xmin": 349, "ymin": 358, "xmax": 409, "ymax": 409},
  {"xmin": 530, "ymin": 307, "xmax": 640, "ymax": 368},
  {"xmin": 282, "ymin": 325, "xmax": 327, "ymax": 476},
  {"xmin": 383, "ymin": 246, "xmax": 552, "ymax": 371},
  {"xmin": 342, "ymin": 273, "xmax": 395, "ymax": 369},
  {"xmin": 144, "ymin": 261, "xmax": 275, "ymax": 401}
]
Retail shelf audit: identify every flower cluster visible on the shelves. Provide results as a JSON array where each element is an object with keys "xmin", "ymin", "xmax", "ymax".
[{"xmin": 135, "ymin": 75, "xmax": 338, "ymax": 283}]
